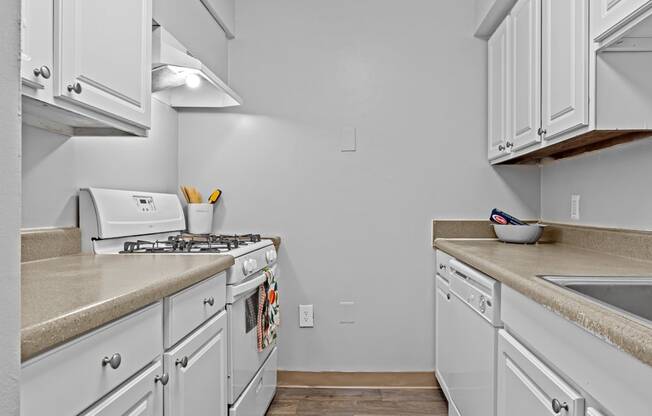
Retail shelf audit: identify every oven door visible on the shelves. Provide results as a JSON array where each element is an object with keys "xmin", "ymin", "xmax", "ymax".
[{"xmin": 227, "ymin": 263, "xmax": 279, "ymax": 404}]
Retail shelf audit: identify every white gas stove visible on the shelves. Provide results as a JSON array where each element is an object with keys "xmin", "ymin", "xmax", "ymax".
[{"xmin": 79, "ymin": 187, "xmax": 279, "ymax": 416}]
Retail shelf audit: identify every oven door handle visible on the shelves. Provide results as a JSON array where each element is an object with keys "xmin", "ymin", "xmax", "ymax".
[{"xmin": 232, "ymin": 273, "xmax": 267, "ymax": 299}]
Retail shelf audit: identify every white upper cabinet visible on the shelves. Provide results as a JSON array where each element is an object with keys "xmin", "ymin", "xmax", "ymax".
[
  {"xmin": 20, "ymin": 0, "xmax": 152, "ymax": 136},
  {"xmin": 509, "ymin": 0, "xmax": 541, "ymax": 151},
  {"xmin": 541, "ymin": 0, "xmax": 589, "ymax": 140},
  {"xmin": 488, "ymin": 17, "xmax": 511, "ymax": 160},
  {"xmin": 200, "ymin": 0, "xmax": 236, "ymax": 38},
  {"xmin": 592, "ymin": 0, "xmax": 652, "ymax": 40},
  {"xmin": 20, "ymin": 0, "xmax": 53, "ymax": 96},
  {"xmin": 54, "ymin": 0, "xmax": 152, "ymax": 128},
  {"xmin": 164, "ymin": 311, "xmax": 228, "ymax": 416}
]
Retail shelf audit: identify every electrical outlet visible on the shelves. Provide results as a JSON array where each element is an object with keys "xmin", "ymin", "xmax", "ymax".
[
  {"xmin": 571, "ymin": 194, "xmax": 581, "ymax": 220},
  {"xmin": 299, "ymin": 304, "xmax": 314, "ymax": 328}
]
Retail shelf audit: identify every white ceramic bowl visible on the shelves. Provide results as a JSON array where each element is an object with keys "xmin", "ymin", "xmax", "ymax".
[{"xmin": 493, "ymin": 224, "xmax": 544, "ymax": 244}]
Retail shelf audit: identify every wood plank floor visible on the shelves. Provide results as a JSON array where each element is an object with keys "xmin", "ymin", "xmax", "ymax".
[{"xmin": 266, "ymin": 387, "xmax": 449, "ymax": 415}]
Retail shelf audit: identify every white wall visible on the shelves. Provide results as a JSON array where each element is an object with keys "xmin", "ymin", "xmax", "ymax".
[
  {"xmin": 0, "ymin": 0, "xmax": 21, "ymax": 413},
  {"xmin": 179, "ymin": 0, "xmax": 540, "ymax": 371},
  {"xmin": 22, "ymin": 98, "xmax": 179, "ymax": 228},
  {"xmin": 541, "ymin": 139, "xmax": 652, "ymax": 230}
]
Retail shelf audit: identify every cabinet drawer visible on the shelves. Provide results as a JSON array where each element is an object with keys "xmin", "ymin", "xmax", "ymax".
[
  {"xmin": 164, "ymin": 272, "xmax": 226, "ymax": 348},
  {"xmin": 21, "ymin": 302, "xmax": 163, "ymax": 416},
  {"xmin": 497, "ymin": 329, "xmax": 584, "ymax": 416},
  {"xmin": 79, "ymin": 359, "xmax": 164, "ymax": 416}
]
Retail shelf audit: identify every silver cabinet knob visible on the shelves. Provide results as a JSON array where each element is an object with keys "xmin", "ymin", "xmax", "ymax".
[
  {"xmin": 102, "ymin": 353, "xmax": 122, "ymax": 369},
  {"xmin": 33, "ymin": 65, "xmax": 51, "ymax": 79},
  {"xmin": 67, "ymin": 82, "xmax": 82, "ymax": 94},
  {"xmin": 203, "ymin": 297, "xmax": 215, "ymax": 307},
  {"xmin": 175, "ymin": 356, "xmax": 189, "ymax": 368},
  {"xmin": 506, "ymin": 141, "xmax": 514, "ymax": 148},
  {"xmin": 155, "ymin": 373, "xmax": 169, "ymax": 385},
  {"xmin": 538, "ymin": 127, "xmax": 547, "ymax": 136},
  {"xmin": 551, "ymin": 399, "xmax": 569, "ymax": 413},
  {"xmin": 498, "ymin": 144, "xmax": 505, "ymax": 151},
  {"xmin": 439, "ymin": 264, "xmax": 447, "ymax": 271},
  {"xmin": 446, "ymin": 293, "xmax": 451, "ymax": 300}
]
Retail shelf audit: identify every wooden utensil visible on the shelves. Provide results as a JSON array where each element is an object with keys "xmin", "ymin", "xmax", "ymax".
[{"xmin": 180, "ymin": 186, "xmax": 191, "ymax": 203}]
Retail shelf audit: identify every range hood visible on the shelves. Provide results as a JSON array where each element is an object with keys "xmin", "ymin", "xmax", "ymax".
[{"xmin": 152, "ymin": 27, "xmax": 242, "ymax": 108}]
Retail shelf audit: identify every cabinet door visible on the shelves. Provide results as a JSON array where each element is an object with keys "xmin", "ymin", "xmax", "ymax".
[
  {"xmin": 79, "ymin": 360, "xmax": 165, "ymax": 416},
  {"xmin": 592, "ymin": 0, "xmax": 650, "ymax": 40},
  {"xmin": 510, "ymin": 0, "xmax": 541, "ymax": 151},
  {"xmin": 165, "ymin": 311, "xmax": 228, "ymax": 416},
  {"xmin": 53, "ymin": 0, "xmax": 151, "ymax": 128},
  {"xmin": 541, "ymin": 0, "xmax": 588, "ymax": 140},
  {"xmin": 434, "ymin": 275, "xmax": 452, "ymax": 394},
  {"xmin": 497, "ymin": 330, "xmax": 585, "ymax": 416},
  {"xmin": 488, "ymin": 17, "xmax": 511, "ymax": 161},
  {"xmin": 21, "ymin": 0, "xmax": 53, "ymax": 95}
]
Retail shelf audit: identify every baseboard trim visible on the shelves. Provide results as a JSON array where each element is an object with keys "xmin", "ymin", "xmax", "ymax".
[{"xmin": 277, "ymin": 371, "xmax": 440, "ymax": 389}]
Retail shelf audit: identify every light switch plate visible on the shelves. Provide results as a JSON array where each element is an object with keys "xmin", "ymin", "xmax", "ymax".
[
  {"xmin": 341, "ymin": 127, "xmax": 356, "ymax": 152},
  {"xmin": 339, "ymin": 301, "xmax": 355, "ymax": 324},
  {"xmin": 299, "ymin": 304, "xmax": 314, "ymax": 328}
]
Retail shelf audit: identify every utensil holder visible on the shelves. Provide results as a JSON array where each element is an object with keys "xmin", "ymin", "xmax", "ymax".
[{"xmin": 187, "ymin": 203, "xmax": 214, "ymax": 235}]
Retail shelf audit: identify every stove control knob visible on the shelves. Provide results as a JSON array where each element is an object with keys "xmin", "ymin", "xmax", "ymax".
[
  {"xmin": 266, "ymin": 250, "xmax": 277, "ymax": 264},
  {"xmin": 243, "ymin": 259, "xmax": 258, "ymax": 275},
  {"xmin": 242, "ymin": 259, "xmax": 252, "ymax": 275}
]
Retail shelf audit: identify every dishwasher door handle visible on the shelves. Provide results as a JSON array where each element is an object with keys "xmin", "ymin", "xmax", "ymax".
[{"xmin": 449, "ymin": 259, "xmax": 496, "ymax": 288}]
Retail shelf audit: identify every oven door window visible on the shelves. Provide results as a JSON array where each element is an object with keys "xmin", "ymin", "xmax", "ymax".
[{"xmin": 245, "ymin": 291, "xmax": 258, "ymax": 333}]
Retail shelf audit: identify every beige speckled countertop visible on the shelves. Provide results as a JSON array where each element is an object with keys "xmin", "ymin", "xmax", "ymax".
[
  {"xmin": 435, "ymin": 239, "xmax": 652, "ymax": 368},
  {"xmin": 21, "ymin": 253, "xmax": 234, "ymax": 361}
]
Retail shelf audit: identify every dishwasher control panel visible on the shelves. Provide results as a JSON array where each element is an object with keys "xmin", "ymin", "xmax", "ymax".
[{"xmin": 448, "ymin": 258, "xmax": 501, "ymax": 326}]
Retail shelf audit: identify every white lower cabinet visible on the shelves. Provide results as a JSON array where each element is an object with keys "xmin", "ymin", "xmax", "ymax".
[
  {"xmin": 497, "ymin": 330, "xmax": 584, "ymax": 416},
  {"xmin": 22, "ymin": 276, "xmax": 232, "ymax": 416},
  {"xmin": 79, "ymin": 360, "xmax": 165, "ymax": 416},
  {"xmin": 164, "ymin": 310, "xmax": 228, "ymax": 416},
  {"xmin": 21, "ymin": 303, "xmax": 163, "ymax": 416}
]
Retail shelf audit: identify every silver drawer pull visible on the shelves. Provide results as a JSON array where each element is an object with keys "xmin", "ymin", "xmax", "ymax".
[
  {"xmin": 67, "ymin": 82, "xmax": 82, "ymax": 94},
  {"xmin": 155, "ymin": 373, "xmax": 169, "ymax": 385},
  {"xmin": 102, "ymin": 353, "xmax": 122, "ymax": 369},
  {"xmin": 175, "ymin": 356, "xmax": 189, "ymax": 368},
  {"xmin": 33, "ymin": 65, "xmax": 51, "ymax": 79},
  {"xmin": 551, "ymin": 399, "xmax": 569, "ymax": 413},
  {"xmin": 203, "ymin": 297, "xmax": 215, "ymax": 307}
]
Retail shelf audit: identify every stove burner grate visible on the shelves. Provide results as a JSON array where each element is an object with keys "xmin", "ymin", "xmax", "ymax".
[{"xmin": 120, "ymin": 233, "xmax": 263, "ymax": 254}]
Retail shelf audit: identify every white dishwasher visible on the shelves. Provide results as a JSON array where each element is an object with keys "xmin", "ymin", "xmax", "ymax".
[{"xmin": 436, "ymin": 253, "xmax": 501, "ymax": 416}]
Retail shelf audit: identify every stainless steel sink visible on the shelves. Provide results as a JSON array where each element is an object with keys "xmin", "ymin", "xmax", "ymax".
[{"xmin": 542, "ymin": 276, "xmax": 652, "ymax": 326}]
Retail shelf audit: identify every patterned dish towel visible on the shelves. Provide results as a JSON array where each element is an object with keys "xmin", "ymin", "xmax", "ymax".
[{"xmin": 257, "ymin": 267, "xmax": 280, "ymax": 352}]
